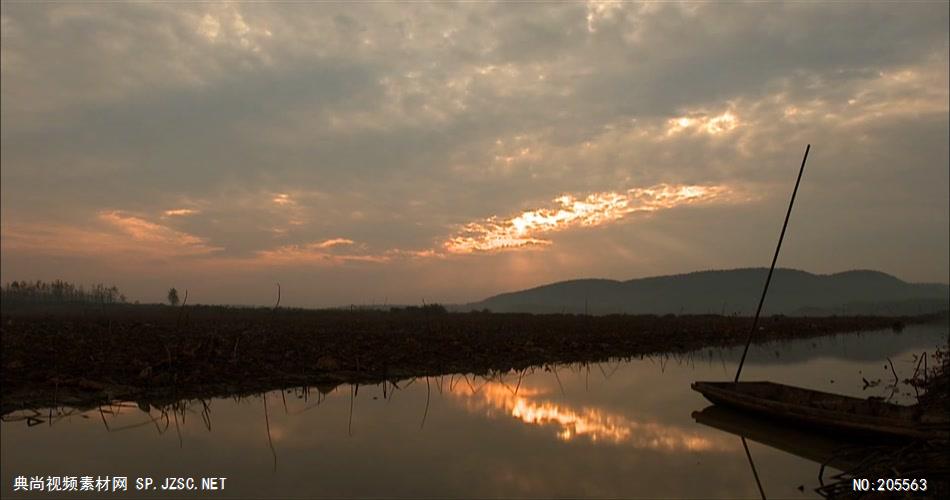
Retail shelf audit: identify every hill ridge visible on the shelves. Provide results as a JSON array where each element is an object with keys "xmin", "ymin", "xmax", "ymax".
[{"xmin": 461, "ymin": 268, "xmax": 949, "ymax": 316}]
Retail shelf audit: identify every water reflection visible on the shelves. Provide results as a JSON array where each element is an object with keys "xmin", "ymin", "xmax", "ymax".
[
  {"xmin": 448, "ymin": 379, "xmax": 734, "ymax": 451},
  {"xmin": 1, "ymin": 324, "xmax": 946, "ymax": 499}
]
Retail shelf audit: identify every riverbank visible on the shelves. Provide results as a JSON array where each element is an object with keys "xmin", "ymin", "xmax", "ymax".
[{"xmin": 2, "ymin": 304, "xmax": 946, "ymax": 414}]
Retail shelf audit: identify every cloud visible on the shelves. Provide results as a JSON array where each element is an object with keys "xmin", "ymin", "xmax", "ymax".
[
  {"xmin": 272, "ymin": 193, "xmax": 294, "ymax": 206},
  {"xmin": 162, "ymin": 208, "xmax": 200, "ymax": 217},
  {"xmin": 254, "ymin": 239, "xmax": 388, "ymax": 265},
  {"xmin": 313, "ymin": 237, "xmax": 354, "ymax": 249},
  {"xmin": 1, "ymin": 211, "xmax": 221, "ymax": 262},
  {"xmin": 666, "ymin": 111, "xmax": 739, "ymax": 137},
  {"xmin": 445, "ymin": 184, "xmax": 735, "ymax": 253},
  {"xmin": 97, "ymin": 211, "xmax": 217, "ymax": 252}
]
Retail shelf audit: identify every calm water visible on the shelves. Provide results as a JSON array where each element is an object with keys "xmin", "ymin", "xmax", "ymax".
[{"xmin": 2, "ymin": 324, "xmax": 946, "ymax": 499}]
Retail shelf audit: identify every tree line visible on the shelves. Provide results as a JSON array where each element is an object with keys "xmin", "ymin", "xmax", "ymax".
[{"xmin": 1, "ymin": 280, "xmax": 127, "ymax": 305}]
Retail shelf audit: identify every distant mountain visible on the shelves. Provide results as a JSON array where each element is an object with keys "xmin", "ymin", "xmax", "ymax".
[{"xmin": 459, "ymin": 269, "xmax": 950, "ymax": 316}]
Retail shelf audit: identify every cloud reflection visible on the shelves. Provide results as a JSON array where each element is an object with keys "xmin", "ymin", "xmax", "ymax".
[{"xmin": 448, "ymin": 381, "xmax": 732, "ymax": 452}]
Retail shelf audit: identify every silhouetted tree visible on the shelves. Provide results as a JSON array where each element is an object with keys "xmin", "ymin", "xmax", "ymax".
[{"xmin": 167, "ymin": 288, "xmax": 180, "ymax": 306}]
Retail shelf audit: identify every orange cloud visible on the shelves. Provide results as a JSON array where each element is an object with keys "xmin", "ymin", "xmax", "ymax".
[
  {"xmin": 1, "ymin": 211, "xmax": 221, "ymax": 261},
  {"xmin": 162, "ymin": 208, "xmax": 200, "ymax": 217},
  {"xmin": 312, "ymin": 238, "xmax": 354, "ymax": 249},
  {"xmin": 444, "ymin": 184, "xmax": 731, "ymax": 253},
  {"xmin": 255, "ymin": 239, "xmax": 389, "ymax": 265},
  {"xmin": 272, "ymin": 193, "xmax": 294, "ymax": 206},
  {"xmin": 666, "ymin": 111, "xmax": 739, "ymax": 136},
  {"xmin": 2, "ymin": 211, "xmax": 388, "ymax": 269},
  {"xmin": 98, "ymin": 211, "xmax": 220, "ymax": 255},
  {"xmin": 2, "ymin": 182, "xmax": 740, "ymax": 269},
  {"xmin": 384, "ymin": 248, "xmax": 444, "ymax": 259}
]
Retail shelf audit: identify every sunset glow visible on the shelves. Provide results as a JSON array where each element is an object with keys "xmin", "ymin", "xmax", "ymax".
[
  {"xmin": 312, "ymin": 238, "xmax": 355, "ymax": 249},
  {"xmin": 2, "ymin": 184, "xmax": 738, "ymax": 267},
  {"xmin": 98, "ymin": 211, "xmax": 221, "ymax": 256},
  {"xmin": 445, "ymin": 184, "xmax": 731, "ymax": 253},
  {"xmin": 255, "ymin": 239, "xmax": 389, "ymax": 265},
  {"xmin": 666, "ymin": 111, "xmax": 739, "ymax": 136},
  {"xmin": 272, "ymin": 193, "xmax": 294, "ymax": 206},
  {"xmin": 162, "ymin": 208, "xmax": 200, "ymax": 217}
]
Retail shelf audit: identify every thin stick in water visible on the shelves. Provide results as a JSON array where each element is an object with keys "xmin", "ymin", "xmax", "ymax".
[{"xmin": 263, "ymin": 393, "xmax": 277, "ymax": 472}]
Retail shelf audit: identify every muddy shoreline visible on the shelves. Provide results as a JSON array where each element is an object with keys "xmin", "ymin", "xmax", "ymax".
[{"xmin": 2, "ymin": 304, "xmax": 946, "ymax": 414}]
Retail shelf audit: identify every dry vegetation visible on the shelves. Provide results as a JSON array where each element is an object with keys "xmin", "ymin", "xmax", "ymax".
[{"xmin": 1, "ymin": 303, "xmax": 944, "ymax": 414}]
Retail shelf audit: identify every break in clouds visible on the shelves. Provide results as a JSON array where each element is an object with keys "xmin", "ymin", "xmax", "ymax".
[{"xmin": 1, "ymin": 2, "xmax": 947, "ymax": 306}]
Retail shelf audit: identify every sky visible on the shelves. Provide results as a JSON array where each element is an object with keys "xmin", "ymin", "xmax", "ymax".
[{"xmin": 1, "ymin": 1, "xmax": 948, "ymax": 307}]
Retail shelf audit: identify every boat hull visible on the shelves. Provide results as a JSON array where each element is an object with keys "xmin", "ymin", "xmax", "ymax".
[{"xmin": 691, "ymin": 381, "xmax": 949, "ymax": 441}]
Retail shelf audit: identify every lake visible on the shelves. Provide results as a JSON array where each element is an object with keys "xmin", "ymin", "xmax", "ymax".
[{"xmin": 2, "ymin": 323, "xmax": 946, "ymax": 499}]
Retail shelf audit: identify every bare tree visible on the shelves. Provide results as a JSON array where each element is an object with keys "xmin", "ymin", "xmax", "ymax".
[{"xmin": 167, "ymin": 287, "xmax": 180, "ymax": 306}]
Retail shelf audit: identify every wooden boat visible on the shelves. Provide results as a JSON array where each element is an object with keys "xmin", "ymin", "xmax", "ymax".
[{"xmin": 691, "ymin": 381, "xmax": 949, "ymax": 441}]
